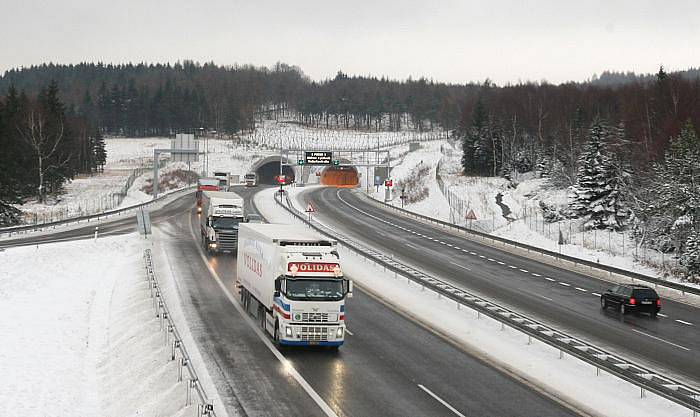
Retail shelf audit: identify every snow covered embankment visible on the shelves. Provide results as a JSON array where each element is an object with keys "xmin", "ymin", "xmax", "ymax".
[{"xmin": 0, "ymin": 235, "xmax": 213, "ymax": 416}]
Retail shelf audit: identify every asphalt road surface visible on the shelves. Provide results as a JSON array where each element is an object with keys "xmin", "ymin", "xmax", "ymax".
[{"xmin": 304, "ymin": 187, "xmax": 700, "ymax": 388}]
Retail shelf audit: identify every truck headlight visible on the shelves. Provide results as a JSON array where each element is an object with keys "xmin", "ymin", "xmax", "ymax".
[
  {"xmin": 336, "ymin": 327, "xmax": 344, "ymax": 338},
  {"xmin": 286, "ymin": 326, "xmax": 293, "ymax": 337},
  {"xmin": 210, "ymin": 243, "xmax": 217, "ymax": 248}
]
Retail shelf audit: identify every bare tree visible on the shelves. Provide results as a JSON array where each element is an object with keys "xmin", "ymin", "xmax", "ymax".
[{"xmin": 17, "ymin": 110, "xmax": 69, "ymax": 202}]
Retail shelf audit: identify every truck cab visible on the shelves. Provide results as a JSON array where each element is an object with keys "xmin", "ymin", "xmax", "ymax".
[
  {"xmin": 244, "ymin": 172, "xmax": 257, "ymax": 187},
  {"xmin": 200, "ymin": 190, "xmax": 246, "ymax": 254}
]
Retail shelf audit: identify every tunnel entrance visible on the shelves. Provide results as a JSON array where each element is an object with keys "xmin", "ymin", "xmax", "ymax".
[
  {"xmin": 320, "ymin": 166, "xmax": 359, "ymax": 187},
  {"xmin": 256, "ymin": 161, "xmax": 295, "ymax": 185}
]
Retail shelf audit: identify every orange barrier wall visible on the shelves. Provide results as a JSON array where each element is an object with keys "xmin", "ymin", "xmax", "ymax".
[{"xmin": 320, "ymin": 167, "xmax": 359, "ymax": 187}]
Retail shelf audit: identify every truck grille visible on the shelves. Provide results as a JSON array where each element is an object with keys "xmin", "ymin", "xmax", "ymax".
[
  {"xmin": 301, "ymin": 312, "xmax": 329, "ymax": 323},
  {"xmin": 299, "ymin": 326, "xmax": 329, "ymax": 342},
  {"xmin": 216, "ymin": 231, "xmax": 238, "ymax": 251}
]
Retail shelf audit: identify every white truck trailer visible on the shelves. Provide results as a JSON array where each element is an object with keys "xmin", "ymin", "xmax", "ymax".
[
  {"xmin": 237, "ymin": 223, "xmax": 352, "ymax": 348},
  {"xmin": 200, "ymin": 190, "xmax": 245, "ymax": 254}
]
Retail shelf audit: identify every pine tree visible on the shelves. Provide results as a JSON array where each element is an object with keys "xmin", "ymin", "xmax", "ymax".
[
  {"xmin": 570, "ymin": 118, "xmax": 621, "ymax": 229},
  {"xmin": 93, "ymin": 129, "xmax": 106, "ymax": 171},
  {"xmin": 683, "ymin": 228, "xmax": 700, "ymax": 281}
]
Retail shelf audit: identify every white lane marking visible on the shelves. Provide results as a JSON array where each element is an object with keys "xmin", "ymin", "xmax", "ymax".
[
  {"xmin": 454, "ymin": 247, "xmax": 461, "ymax": 250},
  {"xmin": 417, "ymin": 384, "xmax": 466, "ymax": 417},
  {"xmin": 479, "ymin": 255, "xmax": 486, "ymax": 259},
  {"xmin": 575, "ymin": 287, "xmax": 588, "ymax": 292},
  {"xmin": 592, "ymin": 292, "xmax": 601, "ymax": 297},
  {"xmin": 439, "ymin": 241, "xmax": 446, "ymax": 244},
  {"xmin": 450, "ymin": 261, "xmax": 472, "ymax": 271},
  {"xmin": 559, "ymin": 282, "xmax": 571, "ymax": 287},
  {"xmin": 497, "ymin": 261, "xmax": 505, "ymax": 265},
  {"xmin": 631, "ymin": 329, "xmax": 691, "ymax": 352},
  {"xmin": 658, "ymin": 313, "xmax": 668, "ymax": 318},
  {"xmin": 676, "ymin": 320, "xmax": 694, "ymax": 326},
  {"xmin": 188, "ymin": 216, "xmax": 339, "ymax": 417},
  {"xmin": 405, "ymin": 243, "xmax": 418, "ymax": 250},
  {"xmin": 519, "ymin": 269, "xmax": 529, "ymax": 273},
  {"xmin": 470, "ymin": 252, "xmax": 477, "ymax": 256},
  {"xmin": 345, "ymin": 329, "xmax": 354, "ymax": 336},
  {"xmin": 545, "ymin": 277, "xmax": 556, "ymax": 282},
  {"xmin": 531, "ymin": 273, "xmax": 541, "ymax": 277},
  {"xmin": 537, "ymin": 294, "xmax": 554, "ymax": 301},
  {"xmin": 488, "ymin": 258, "xmax": 495, "ymax": 262},
  {"xmin": 462, "ymin": 249, "xmax": 469, "ymax": 253},
  {"xmin": 446, "ymin": 244, "xmax": 453, "ymax": 247},
  {"xmin": 508, "ymin": 265, "xmax": 517, "ymax": 269}
]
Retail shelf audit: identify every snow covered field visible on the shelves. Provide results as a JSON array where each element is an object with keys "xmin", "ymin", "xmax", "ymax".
[
  {"xmin": 0, "ymin": 234, "xmax": 221, "ymax": 416},
  {"xmin": 254, "ymin": 186, "xmax": 689, "ymax": 417}
]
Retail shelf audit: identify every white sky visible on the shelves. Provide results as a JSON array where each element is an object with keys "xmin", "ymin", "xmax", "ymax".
[{"xmin": 1, "ymin": 0, "xmax": 699, "ymax": 85}]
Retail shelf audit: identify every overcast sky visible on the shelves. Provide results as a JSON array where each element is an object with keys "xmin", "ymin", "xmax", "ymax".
[{"xmin": 1, "ymin": 0, "xmax": 698, "ymax": 85}]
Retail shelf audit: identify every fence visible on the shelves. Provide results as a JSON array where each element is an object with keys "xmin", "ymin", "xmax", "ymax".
[
  {"xmin": 274, "ymin": 190, "xmax": 700, "ymax": 416},
  {"xmin": 143, "ymin": 249, "xmax": 216, "ymax": 417}
]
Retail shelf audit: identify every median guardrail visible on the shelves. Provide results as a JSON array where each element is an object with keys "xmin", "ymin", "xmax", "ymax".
[
  {"xmin": 274, "ymin": 190, "xmax": 700, "ymax": 416},
  {"xmin": 0, "ymin": 186, "xmax": 195, "ymax": 238},
  {"xmin": 144, "ymin": 249, "xmax": 216, "ymax": 417},
  {"xmin": 363, "ymin": 193, "xmax": 700, "ymax": 298}
]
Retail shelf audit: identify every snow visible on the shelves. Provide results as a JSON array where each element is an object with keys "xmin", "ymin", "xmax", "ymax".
[
  {"xmin": 373, "ymin": 138, "xmax": 700, "ymax": 290},
  {"xmin": 0, "ymin": 233, "xmax": 224, "ymax": 416},
  {"xmin": 253, "ymin": 186, "xmax": 690, "ymax": 417}
]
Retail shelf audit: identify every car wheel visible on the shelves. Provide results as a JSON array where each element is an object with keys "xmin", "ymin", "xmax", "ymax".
[
  {"xmin": 601, "ymin": 297, "xmax": 608, "ymax": 310},
  {"xmin": 650, "ymin": 310, "xmax": 658, "ymax": 318},
  {"xmin": 620, "ymin": 303, "xmax": 626, "ymax": 315}
]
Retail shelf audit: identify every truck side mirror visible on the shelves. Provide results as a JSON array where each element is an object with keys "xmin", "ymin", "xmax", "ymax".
[
  {"xmin": 346, "ymin": 280, "xmax": 353, "ymax": 298},
  {"xmin": 274, "ymin": 279, "xmax": 281, "ymax": 292}
]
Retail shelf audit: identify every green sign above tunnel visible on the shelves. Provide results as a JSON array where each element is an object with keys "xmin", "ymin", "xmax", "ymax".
[{"xmin": 304, "ymin": 151, "xmax": 333, "ymax": 165}]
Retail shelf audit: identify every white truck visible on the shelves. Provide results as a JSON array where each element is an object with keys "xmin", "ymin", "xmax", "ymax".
[
  {"xmin": 200, "ymin": 190, "xmax": 246, "ymax": 254},
  {"xmin": 244, "ymin": 172, "xmax": 257, "ymax": 187},
  {"xmin": 237, "ymin": 223, "xmax": 352, "ymax": 349}
]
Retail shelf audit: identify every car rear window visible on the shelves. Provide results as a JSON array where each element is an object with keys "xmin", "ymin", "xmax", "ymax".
[{"xmin": 632, "ymin": 288, "xmax": 658, "ymax": 298}]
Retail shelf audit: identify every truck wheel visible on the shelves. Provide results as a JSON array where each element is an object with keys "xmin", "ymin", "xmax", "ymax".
[{"xmin": 259, "ymin": 306, "xmax": 266, "ymax": 329}]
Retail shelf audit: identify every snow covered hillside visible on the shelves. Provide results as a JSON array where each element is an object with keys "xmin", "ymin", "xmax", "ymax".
[{"xmin": 378, "ymin": 138, "xmax": 696, "ymax": 286}]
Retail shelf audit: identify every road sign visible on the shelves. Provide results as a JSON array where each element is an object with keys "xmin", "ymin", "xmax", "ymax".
[
  {"xmin": 384, "ymin": 179, "xmax": 393, "ymax": 187},
  {"xmin": 465, "ymin": 209, "xmax": 477, "ymax": 220},
  {"xmin": 305, "ymin": 151, "xmax": 333, "ymax": 165},
  {"xmin": 276, "ymin": 175, "xmax": 286, "ymax": 184},
  {"xmin": 374, "ymin": 176, "xmax": 382, "ymax": 186},
  {"xmin": 332, "ymin": 159, "xmax": 340, "ymax": 166},
  {"xmin": 305, "ymin": 204, "xmax": 315, "ymax": 213},
  {"xmin": 298, "ymin": 159, "xmax": 305, "ymax": 165}
]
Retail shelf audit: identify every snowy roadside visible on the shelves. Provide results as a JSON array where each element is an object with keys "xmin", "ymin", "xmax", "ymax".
[
  {"xmin": 371, "ymin": 141, "xmax": 700, "ymax": 291},
  {"xmin": 0, "ymin": 233, "xmax": 223, "ymax": 416},
  {"xmin": 254, "ymin": 186, "xmax": 690, "ymax": 417}
]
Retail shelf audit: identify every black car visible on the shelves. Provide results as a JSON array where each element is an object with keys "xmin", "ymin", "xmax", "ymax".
[{"xmin": 600, "ymin": 284, "xmax": 661, "ymax": 317}]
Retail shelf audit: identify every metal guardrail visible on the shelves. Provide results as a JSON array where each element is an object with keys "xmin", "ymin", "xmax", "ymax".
[
  {"xmin": 0, "ymin": 186, "xmax": 195, "ymax": 237},
  {"xmin": 274, "ymin": 190, "xmax": 700, "ymax": 416},
  {"xmin": 144, "ymin": 249, "xmax": 216, "ymax": 417},
  {"xmin": 364, "ymin": 194, "xmax": 700, "ymax": 298}
]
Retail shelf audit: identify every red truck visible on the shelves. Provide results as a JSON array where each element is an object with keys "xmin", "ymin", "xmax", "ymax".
[{"xmin": 196, "ymin": 177, "xmax": 220, "ymax": 213}]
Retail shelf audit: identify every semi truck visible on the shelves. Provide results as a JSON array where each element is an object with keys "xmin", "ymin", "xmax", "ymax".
[
  {"xmin": 244, "ymin": 172, "xmax": 257, "ymax": 187},
  {"xmin": 213, "ymin": 171, "xmax": 230, "ymax": 191},
  {"xmin": 200, "ymin": 190, "xmax": 245, "ymax": 254},
  {"xmin": 196, "ymin": 177, "xmax": 220, "ymax": 213},
  {"xmin": 237, "ymin": 223, "xmax": 352, "ymax": 349}
]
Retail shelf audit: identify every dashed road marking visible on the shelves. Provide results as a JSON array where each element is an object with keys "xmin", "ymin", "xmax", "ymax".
[
  {"xmin": 497, "ymin": 261, "xmax": 505, "ymax": 265},
  {"xmin": 417, "ymin": 384, "xmax": 466, "ymax": 417},
  {"xmin": 575, "ymin": 287, "xmax": 588, "ymax": 292},
  {"xmin": 519, "ymin": 269, "xmax": 529, "ymax": 273},
  {"xmin": 559, "ymin": 282, "xmax": 571, "ymax": 287},
  {"xmin": 592, "ymin": 292, "xmax": 601, "ymax": 297},
  {"xmin": 658, "ymin": 313, "xmax": 668, "ymax": 318},
  {"xmin": 545, "ymin": 277, "xmax": 556, "ymax": 282},
  {"xmin": 676, "ymin": 319, "xmax": 694, "ymax": 326},
  {"xmin": 631, "ymin": 329, "xmax": 691, "ymax": 351},
  {"xmin": 345, "ymin": 329, "xmax": 354, "ymax": 336},
  {"xmin": 488, "ymin": 258, "xmax": 495, "ymax": 262},
  {"xmin": 531, "ymin": 273, "xmax": 541, "ymax": 277},
  {"xmin": 450, "ymin": 261, "xmax": 472, "ymax": 271},
  {"xmin": 509, "ymin": 265, "xmax": 517, "ymax": 269}
]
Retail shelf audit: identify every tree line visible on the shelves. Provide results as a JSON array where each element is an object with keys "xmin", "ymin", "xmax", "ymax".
[{"xmin": 0, "ymin": 81, "xmax": 104, "ymax": 224}]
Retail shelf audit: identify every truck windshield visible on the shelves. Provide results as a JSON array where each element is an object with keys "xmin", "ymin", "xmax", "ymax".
[
  {"xmin": 285, "ymin": 279, "xmax": 344, "ymax": 301},
  {"xmin": 212, "ymin": 217, "xmax": 240, "ymax": 229}
]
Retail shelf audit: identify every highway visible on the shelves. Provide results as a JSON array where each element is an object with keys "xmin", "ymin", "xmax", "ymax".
[
  {"xmin": 303, "ymin": 187, "xmax": 700, "ymax": 388},
  {"xmin": 3, "ymin": 186, "xmax": 584, "ymax": 416},
  {"xmin": 169, "ymin": 186, "xmax": 581, "ymax": 416}
]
